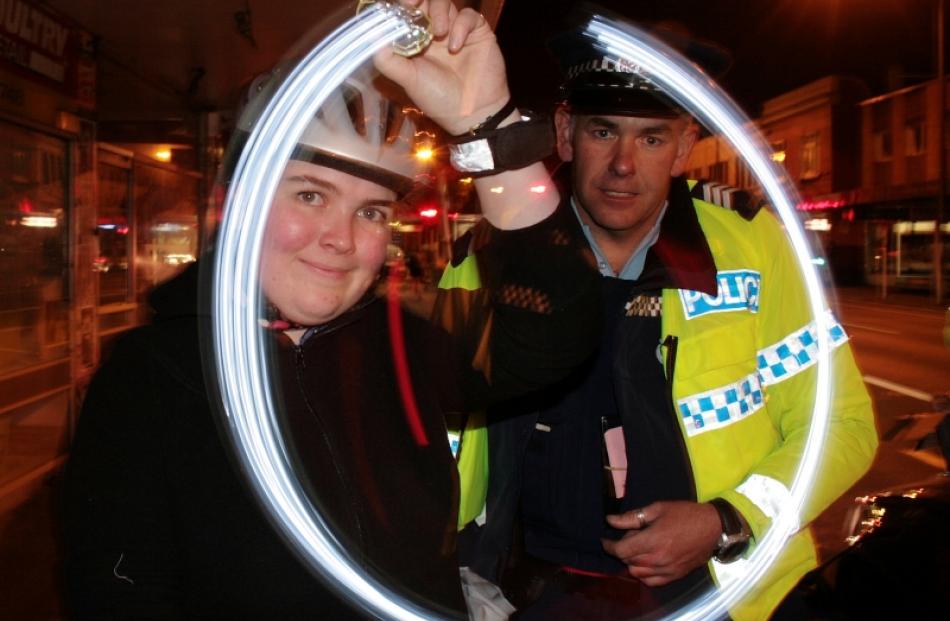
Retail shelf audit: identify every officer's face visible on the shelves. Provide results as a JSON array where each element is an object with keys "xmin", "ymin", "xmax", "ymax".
[
  {"xmin": 261, "ymin": 160, "xmax": 396, "ymax": 326},
  {"xmin": 555, "ymin": 108, "xmax": 696, "ymax": 245}
]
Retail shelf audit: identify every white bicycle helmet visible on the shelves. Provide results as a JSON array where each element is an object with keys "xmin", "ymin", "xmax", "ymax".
[{"xmin": 237, "ymin": 65, "xmax": 428, "ymax": 198}]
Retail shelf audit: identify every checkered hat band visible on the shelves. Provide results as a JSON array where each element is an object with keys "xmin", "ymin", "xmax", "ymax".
[
  {"xmin": 566, "ymin": 58, "xmax": 658, "ymax": 88},
  {"xmin": 566, "ymin": 57, "xmax": 641, "ymax": 77},
  {"xmin": 678, "ymin": 371, "xmax": 765, "ymax": 437},
  {"xmin": 757, "ymin": 310, "xmax": 848, "ymax": 387}
]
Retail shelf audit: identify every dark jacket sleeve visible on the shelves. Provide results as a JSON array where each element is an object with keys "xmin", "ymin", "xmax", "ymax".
[
  {"xmin": 63, "ymin": 332, "xmax": 193, "ymax": 619},
  {"xmin": 433, "ymin": 204, "xmax": 602, "ymax": 410}
]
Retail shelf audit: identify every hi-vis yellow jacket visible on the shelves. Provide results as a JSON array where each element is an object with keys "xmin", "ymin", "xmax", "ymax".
[
  {"xmin": 439, "ymin": 179, "xmax": 878, "ymax": 621},
  {"xmin": 666, "ymin": 182, "xmax": 877, "ymax": 621}
]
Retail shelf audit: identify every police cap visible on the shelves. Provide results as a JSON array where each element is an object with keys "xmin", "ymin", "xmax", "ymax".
[{"xmin": 549, "ymin": 24, "xmax": 731, "ymax": 118}]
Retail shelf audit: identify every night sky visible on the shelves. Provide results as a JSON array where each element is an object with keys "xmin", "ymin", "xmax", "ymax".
[{"xmin": 496, "ymin": 0, "xmax": 942, "ymax": 117}]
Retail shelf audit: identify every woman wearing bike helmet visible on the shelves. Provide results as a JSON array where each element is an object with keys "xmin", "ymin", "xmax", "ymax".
[{"xmin": 64, "ymin": 2, "xmax": 599, "ymax": 618}]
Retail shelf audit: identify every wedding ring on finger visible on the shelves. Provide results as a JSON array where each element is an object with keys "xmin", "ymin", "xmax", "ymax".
[
  {"xmin": 636, "ymin": 509, "xmax": 648, "ymax": 528},
  {"xmin": 356, "ymin": 1, "xmax": 433, "ymax": 57}
]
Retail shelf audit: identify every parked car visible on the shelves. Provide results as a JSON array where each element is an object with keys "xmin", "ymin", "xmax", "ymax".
[{"xmin": 775, "ymin": 412, "xmax": 950, "ymax": 620}]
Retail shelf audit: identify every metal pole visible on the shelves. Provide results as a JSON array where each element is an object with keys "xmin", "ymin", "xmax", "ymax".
[{"xmin": 936, "ymin": 0, "xmax": 945, "ymax": 303}]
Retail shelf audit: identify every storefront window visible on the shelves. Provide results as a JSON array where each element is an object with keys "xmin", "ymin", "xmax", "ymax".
[
  {"xmin": 0, "ymin": 121, "xmax": 70, "ymax": 491},
  {"xmin": 866, "ymin": 219, "xmax": 950, "ymax": 291},
  {"xmin": 0, "ymin": 122, "xmax": 68, "ymax": 374},
  {"xmin": 133, "ymin": 162, "xmax": 200, "ymax": 315},
  {"xmin": 97, "ymin": 154, "xmax": 132, "ymax": 305}
]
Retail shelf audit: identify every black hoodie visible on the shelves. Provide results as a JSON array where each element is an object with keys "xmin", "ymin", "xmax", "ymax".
[
  {"xmin": 65, "ymin": 261, "xmax": 479, "ymax": 619},
  {"xmin": 64, "ymin": 206, "xmax": 601, "ymax": 619}
]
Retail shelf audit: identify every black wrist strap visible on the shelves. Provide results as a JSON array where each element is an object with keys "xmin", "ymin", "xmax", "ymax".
[
  {"xmin": 448, "ymin": 110, "xmax": 555, "ymax": 177},
  {"xmin": 455, "ymin": 99, "xmax": 517, "ymax": 138}
]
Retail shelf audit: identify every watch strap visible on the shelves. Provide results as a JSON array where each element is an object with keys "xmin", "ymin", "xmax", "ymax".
[{"xmin": 710, "ymin": 497, "xmax": 750, "ymax": 563}]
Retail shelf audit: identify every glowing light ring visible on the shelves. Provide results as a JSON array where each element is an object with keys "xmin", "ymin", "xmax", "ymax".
[
  {"xmin": 212, "ymin": 7, "xmax": 833, "ymax": 621},
  {"xmin": 584, "ymin": 17, "xmax": 833, "ymax": 621},
  {"xmin": 212, "ymin": 7, "xmax": 436, "ymax": 621}
]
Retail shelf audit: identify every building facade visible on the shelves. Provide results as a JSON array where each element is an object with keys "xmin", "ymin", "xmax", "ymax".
[
  {"xmin": 685, "ymin": 75, "xmax": 942, "ymax": 288},
  {"xmin": 0, "ymin": 0, "xmax": 209, "ymax": 512},
  {"xmin": 857, "ymin": 80, "xmax": 950, "ymax": 293}
]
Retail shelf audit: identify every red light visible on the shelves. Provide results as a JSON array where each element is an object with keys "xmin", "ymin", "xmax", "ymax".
[
  {"xmin": 17, "ymin": 198, "xmax": 33, "ymax": 213},
  {"xmin": 795, "ymin": 200, "xmax": 846, "ymax": 212},
  {"xmin": 419, "ymin": 207, "xmax": 438, "ymax": 219}
]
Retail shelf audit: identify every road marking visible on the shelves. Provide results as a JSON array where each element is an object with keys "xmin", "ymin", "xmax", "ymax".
[
  {"xmin": 863, "ymin": 375, "xmax": 933, "ymax": 402},
  {"xmin": 842, "ymin": 322, "xmax": 901, "ymax": 335},
  {"xmin": 899, "ymin": 449, "xmax": 948, "ymax": 470}
]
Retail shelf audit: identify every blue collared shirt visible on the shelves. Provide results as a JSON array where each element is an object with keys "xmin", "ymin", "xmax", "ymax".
[{"xmin": 570, "ymin": 196, "xmax": 668, "ymax": 280}]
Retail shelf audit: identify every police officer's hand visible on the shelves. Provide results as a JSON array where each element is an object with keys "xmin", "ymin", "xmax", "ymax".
[
  {"xmin": 374, "ymin": 0, "xmax": 512, "ymax": 136},
  {"xmin": 601, "ymin": 501, "xmax": 722, "ymax": 586}
]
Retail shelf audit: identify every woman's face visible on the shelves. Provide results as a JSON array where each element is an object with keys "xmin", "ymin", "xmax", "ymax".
[{"xmin": 261, "ymin": 160, "xmax": 397, "ymax": 326}]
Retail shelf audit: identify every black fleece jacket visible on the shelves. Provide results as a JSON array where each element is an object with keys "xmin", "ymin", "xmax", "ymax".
[{"xmin": 63, "ymin": 208, "xmax": 601, "ymax": 620}]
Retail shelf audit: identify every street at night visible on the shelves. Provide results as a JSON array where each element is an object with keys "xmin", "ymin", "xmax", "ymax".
[{"xmin": 810, "ymin": 287, "xmax": 949, "ymax": 561}]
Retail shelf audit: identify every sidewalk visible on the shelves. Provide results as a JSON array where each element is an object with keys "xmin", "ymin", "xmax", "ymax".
[{"xmin": 0, "ymin": 469, "xmax": 65, "ymax": 620}]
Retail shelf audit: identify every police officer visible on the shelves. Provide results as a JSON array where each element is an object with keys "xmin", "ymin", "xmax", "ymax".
[{"xmin": 438, "ymin": 25, "xmax": 878, "ymax": 621}]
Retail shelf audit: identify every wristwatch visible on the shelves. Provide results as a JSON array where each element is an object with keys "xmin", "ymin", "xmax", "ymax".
[{"xmin": 709, "ymin": 498, "xmax": 751, "ymax": 563}]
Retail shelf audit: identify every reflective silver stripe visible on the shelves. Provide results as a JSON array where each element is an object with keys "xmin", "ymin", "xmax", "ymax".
[
  {"xmin": 757, "ymin": 310, "xmax": 848, "ymax": 387},
  {"xmin": 449, "ymin": 139, "xmax": 494, "ymax": 173},
  {"xmin": 702, "ymin": 181, "xmax": 724, "ymax": 205},
  {"xmin": 720, "ymin": 187, "xmax": 738, "ymax": 209},
  {"xmin": 736, "ymin": 473, "xmax": 797, "ymax": 528},
  {"xmin": 711, "ymin": 556, "xmax": 751, "ymax": 589}
]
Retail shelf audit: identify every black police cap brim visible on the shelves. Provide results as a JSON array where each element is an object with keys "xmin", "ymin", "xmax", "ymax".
[{"xmin": 566, "ymin": 89, "xmax": 683, "ymax": 118}]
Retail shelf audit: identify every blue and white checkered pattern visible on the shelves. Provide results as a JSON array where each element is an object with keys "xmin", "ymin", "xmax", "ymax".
[
  {"xmin": 677, "ymin": 311, "xmax": 849, "ymax": 437},
  {"xmin": 757, "ymin": 310, "xmax": 848, "ymax": 386},
  {"xmin": 678, "ymin": 372, "xmax": 764, "ymax": 437}
]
